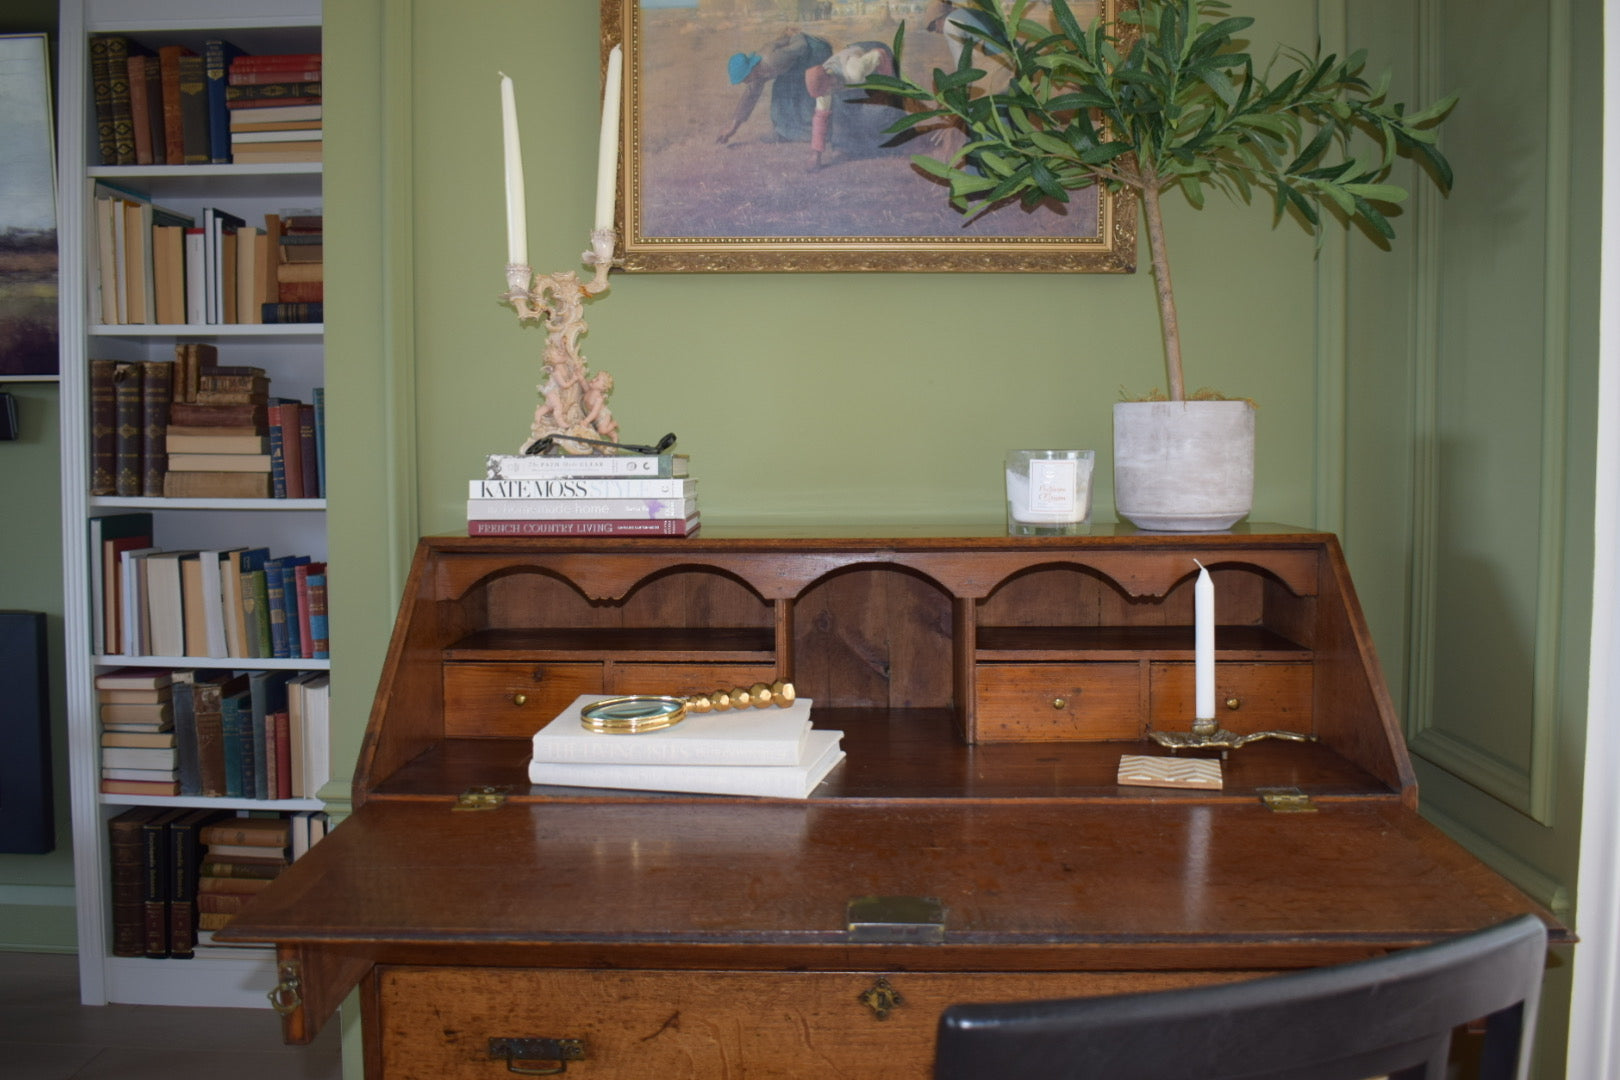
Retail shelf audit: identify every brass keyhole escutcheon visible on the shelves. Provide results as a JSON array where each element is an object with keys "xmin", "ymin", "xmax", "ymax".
[
  {"xmin": 1225, "ymin": 697, "xmax": 1242, "ymax": 710},
  {"xmin": 859, "ymin": 977, "xmax": 903, "ymax": 1020},
  {"xmin": 512, "ymin": 693, "xmax": 528, "ymax": 706}
]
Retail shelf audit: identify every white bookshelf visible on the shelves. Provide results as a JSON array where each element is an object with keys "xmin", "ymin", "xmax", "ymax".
[{"xmin": 56, "ymin": 0, "xmax": 326, "ymax": 1009}]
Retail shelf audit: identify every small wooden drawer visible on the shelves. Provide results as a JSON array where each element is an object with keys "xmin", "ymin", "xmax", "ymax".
[
  {"xmin": 1148, "ymin": 661, "xmax": 1314, "ymax": 735},
  {"xmin": 443, "ymin": 662, "xmax": 604, "ymax": 737},
  {"xmin": 606, "ymin": 662, "xmax": 780, "ymax": 698},
  {"xmin": 377, "ymin": 966, "xmax": 1251, "ymax": 1079},
  {"xmin": 973, "ymin": 663, "xmax": 1142, "ymax": 742}
]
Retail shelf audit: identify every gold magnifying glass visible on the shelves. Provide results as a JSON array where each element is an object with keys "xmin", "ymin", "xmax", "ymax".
[{"xmin": 579, "ymin": 682, "xmax": 796, "ymax": 734}]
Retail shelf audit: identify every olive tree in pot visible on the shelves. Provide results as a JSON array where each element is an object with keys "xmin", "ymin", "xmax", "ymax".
[{"xmin": 870, "ymin": 0, "xmax": 1455, "ymax": 530}]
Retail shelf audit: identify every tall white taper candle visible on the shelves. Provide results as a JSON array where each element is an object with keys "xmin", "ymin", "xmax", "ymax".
[
  {"xmin": 594, "ymin": 45, "xmax": 623, "ymax": 231},
  {"xmin": 1194, "ymin": 560, "xmax": 1215, "ymax": 718},
  {"xmin": 499, "ymin": 72, "xmax": 527, "ymax": 267}
]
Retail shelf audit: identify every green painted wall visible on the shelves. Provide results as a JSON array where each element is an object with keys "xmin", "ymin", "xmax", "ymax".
[
  {"xmin": 1341, "ymin": 1, "xmax": 1600, "ymax": 1076},
  {"xmin": 0, "ymin": 1, "xmax": 74, "ymax": 954}
]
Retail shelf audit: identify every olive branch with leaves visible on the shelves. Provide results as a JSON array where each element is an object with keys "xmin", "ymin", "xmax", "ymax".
[{"xmin": 866, "ymin": 0, "xmax": 1456, "ymax": 400}]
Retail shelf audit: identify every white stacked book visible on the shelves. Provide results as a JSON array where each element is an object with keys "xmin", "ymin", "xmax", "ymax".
[
  {"xmin": 470, "ymin": 453, "xmax": 699, "ymax": 537},
  {"xmin": 528, "ymin": 695, "xmax": 843, "ymax": 798}
]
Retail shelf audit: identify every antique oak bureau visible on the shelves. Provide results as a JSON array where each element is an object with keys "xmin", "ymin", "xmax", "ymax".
[{"xmin": 223, "ymin": 526, "xmax": 1561, "ymax": 1078}]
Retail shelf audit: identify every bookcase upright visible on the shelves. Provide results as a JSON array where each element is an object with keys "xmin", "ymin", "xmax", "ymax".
[{"xmin": 56, "ymin": 0, "xmax": 329, "ymax": 1008}]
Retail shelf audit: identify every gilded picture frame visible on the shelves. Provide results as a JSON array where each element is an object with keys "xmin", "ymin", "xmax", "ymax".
[{"xmin": 602, "ymin": 0, "xmax": 1135, "ymax": 273}]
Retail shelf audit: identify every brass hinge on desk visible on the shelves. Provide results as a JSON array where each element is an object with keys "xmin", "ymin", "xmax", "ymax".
[
  {"xmin": 454, "ymin": 785, "xmax": 509, "ymax": 811},
  {"xmin": 1257, "ymin": 787, "xmax": 1318, "ymax": 813}
]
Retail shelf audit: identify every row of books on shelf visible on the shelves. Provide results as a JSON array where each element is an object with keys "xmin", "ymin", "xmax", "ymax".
[
  {"xmin": 91, "ymin": 345, "xmax": 326, "ymax": 500},
  {"xmin": 92, "ymin": 35, "xmax": 322, "ymax": 167},
  {"xmin": 98, "ymin": 667, "xmax": 330, "ymax": 800},
  {"xmin": 108, "ymin": 809, "xmax": 327, "ymax": 960},
  {"xmin": 94, "ymin": 190, "xmax": 322, "ymax": 326},
  {"xmin": 473, "ymin": 451, "xmax": 700, "ymax": 536},
  {"xmin": 91, "ymin": 514, "xmax": 328, "ymax": 662}
]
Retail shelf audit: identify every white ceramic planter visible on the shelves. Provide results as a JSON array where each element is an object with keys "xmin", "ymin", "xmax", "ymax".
[{"xmin": 1112, "ymin": 400, "xmax": 1256, "ymax": 531}]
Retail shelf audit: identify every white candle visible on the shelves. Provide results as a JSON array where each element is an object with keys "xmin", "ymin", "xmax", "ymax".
[
  {"xmin": 500, "ymin": 72, "xmax": 527, "ymax": 267},
  {"xmin": 1194, "ymin": 560, "xmax": 1215, "ymax": 718},
  {"xmin": 594, "ymin": 45, "xmax": 623, "ymax": 231}
]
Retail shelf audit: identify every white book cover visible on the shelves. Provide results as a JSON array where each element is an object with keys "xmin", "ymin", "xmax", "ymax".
[
  {"xmin": 470, "ymin": 477, "xmax": 696, "ymax": 500},
  {"xmin": 467, "ymin": 497, "xmax": 698, "ymax": 521},
  {"xmin": 100, "ymin": 746, "xmax": 178, "ymax": 770},
  {"xmin": 533, "ymin": 694, "xmax": 815, "ymax": 766},
  {"xmin": 199, "ymin": 549, "xmax": 230, "ymax": 658},
  {"xmin": 528, "ymin": 729, "xmax": 845, "ymax": 800},
  {"xmin": 485, "ymin": 453, "xmax": 690, "ymax": 479}
]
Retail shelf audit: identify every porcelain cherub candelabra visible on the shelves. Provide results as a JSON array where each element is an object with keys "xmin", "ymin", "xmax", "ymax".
[{"xmin": 502, "ymin": 228, "xmax": 620, "ymax": 455}]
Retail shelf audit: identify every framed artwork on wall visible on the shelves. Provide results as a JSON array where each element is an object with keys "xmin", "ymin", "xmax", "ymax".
[
  {"xmin": 601, "ymin": 0, "xmax": 1135, "ymax": 273},
  {"xmin": 0, "ymin": 32, "xmax": 59, "ymax": 378}
]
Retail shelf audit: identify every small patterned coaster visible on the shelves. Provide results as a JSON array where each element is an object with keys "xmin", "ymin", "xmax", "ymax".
[{"xmin": 1117, "ymin": 754, "xmax": 1223, "ymax": 790}]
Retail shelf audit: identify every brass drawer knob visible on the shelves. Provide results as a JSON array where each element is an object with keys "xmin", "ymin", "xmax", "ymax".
[
  {"xmin": 1052, "ymin": 697, "xmax": 1067, "ymax": 709},
  {"xmin": 1225, "ymin": 697, "xmax": 1242, "ymax": 710},
  {"xmin": 511, "ymin": 693, "xmax": 528, "ymax": 706}
]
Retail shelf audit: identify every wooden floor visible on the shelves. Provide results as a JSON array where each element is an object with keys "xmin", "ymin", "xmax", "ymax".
[{"xmin": 0, "ymin": 951, "xmax": 342, "ymax": 1080}]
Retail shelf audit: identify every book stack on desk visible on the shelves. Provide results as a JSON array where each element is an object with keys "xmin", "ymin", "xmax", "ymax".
[
  {"xmin": 528, "ymin": 695, "xmax": 844, "ymax": 798},
  {"xmin": 471, "ymin": 452, "xmax": 698, "ymax": 537}
]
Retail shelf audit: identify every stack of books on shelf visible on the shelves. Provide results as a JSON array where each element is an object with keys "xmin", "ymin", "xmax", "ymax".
[
  {"xmin": 88, "ymin": 344, "xmax": 325, "ymax": 499},
  {"xmin": 227, "ymin": 53, "xmax": 322, "ymax": 164},
  {"xmin": 528, "ymin": 694, "xmax": 844, "ymax": 799},
  {"xmin": 89, "ymin": 516, "xmax": 330, "ymax": 665},
  {"xmin": 108, "ymin": 810, "xmax": 328, "ymax": 959},
  {"xmin": 90, "ymin": 35, "xmax": 321, "ymax": 167},
  {"xmin": 97, "ymin": 667, "xmax": 179, "ymax": 796},
  {"xmin": 97, "ymin": 669, "xmax": 331, "ymax": 801},
  {"xmin": 263, "ymin": 211, "xmax": 323, "ymax": 324},
  {"xmin": 472, "ymin": 450, "xmax": 698, "ymax": 536},
  {"xmin": 196, "ymin": 811, "xmax": 329, "ymax": 951}
]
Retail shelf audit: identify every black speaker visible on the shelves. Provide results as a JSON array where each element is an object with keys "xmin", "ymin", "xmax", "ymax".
[{"xmin": 0, "ymin": 610, "xmax": 54, "ymax": 853}]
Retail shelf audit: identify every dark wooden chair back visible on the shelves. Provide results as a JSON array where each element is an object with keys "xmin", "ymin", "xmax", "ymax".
[{"xmin": 934, "ymin": 914, "xmax": 1548, "ymax": 1080}]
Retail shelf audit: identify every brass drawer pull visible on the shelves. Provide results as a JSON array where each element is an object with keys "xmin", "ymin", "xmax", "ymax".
[
  {"xmin": 512, "ymin": 693, "xmax": 528, "ymax": 706},
  {"xmin": 488, "ymin": 1037, "xmax": 587, "ymax": 1076},
  {"xmin": 1225, "ymin": 697, "xmax": 1242, "ymax": 710},
  {"xmin": 267, "ymin": 959, "xmax": 302, "ymax": 1016},
  {"xmin": 858, "ymin": 977, "xmax": 904, "ymax": 1020},
  {"xmin": 1051, "ymin": 697, "xmax": 1067, "ymax": 709}
]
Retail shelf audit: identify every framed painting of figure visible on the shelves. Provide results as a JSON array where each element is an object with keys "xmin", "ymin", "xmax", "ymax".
[
  {"xmin": 0, "ymin": 33, "xmax": 59, "ymax": 376},
  {"xmin": 602, "ymin": 0, "xmax": 1135, "ymax": 273}
]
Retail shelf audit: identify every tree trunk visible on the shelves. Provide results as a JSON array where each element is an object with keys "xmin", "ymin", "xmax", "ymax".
[{"xmin": 1140, "ymin": 180, "xmax": 1185, "ymax": 402}]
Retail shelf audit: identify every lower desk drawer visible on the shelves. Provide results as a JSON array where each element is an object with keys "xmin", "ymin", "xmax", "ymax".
[
  {"xmin": 973, "ymin": 663, "xmax": 1141, "ymax": 741},
  {"xmin": 376, "ymin": 967, "xmax": 1254, "ymax": 1079},
  {"xmin": 443, "ymin": 663, "xmax": 605, "ymax": 738}
]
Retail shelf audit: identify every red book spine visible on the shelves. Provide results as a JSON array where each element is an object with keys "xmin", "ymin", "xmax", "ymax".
[{"xmin": 467, "ymin": 518, "xmax": 701, "ymax": 537}]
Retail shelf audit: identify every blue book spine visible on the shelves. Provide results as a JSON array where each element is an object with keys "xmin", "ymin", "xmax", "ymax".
[
  {"xmin": 264, "ymin": 559, "xmax": 289, "ymax": 659},
  {"xmin": 203, "ymin": 40, "xmax": 244, "ymax": 163},
  {"xmin": 280, "ymin": 556, "xmax": 309, "ymax": 658},
  {"xmin": 313, "ymin": 387, "xmax": 326, "ymax": 498},
  {"xmin": 307, "ymin": 571, "xmax": 329, "ymax": 660},
  {"xmin": 268, "ymin": 421, "xmax": 288, "ymax": 498},
  {"xmin": 220, "ymin": 690, "xmax": 250, "ymax": 798},
  {"xmin": 248, "ymin": 671, "xmax": 271, "ymax": 801}
]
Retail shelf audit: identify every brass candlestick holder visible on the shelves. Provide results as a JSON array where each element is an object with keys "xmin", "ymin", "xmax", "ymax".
[
  {"xmin": 502, "ymin": 228, "xmax": 621, "ymax": 455},
  {"xmin": 1149, "ymin": 715, "xmax": 1315, "ymax": 755}
]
